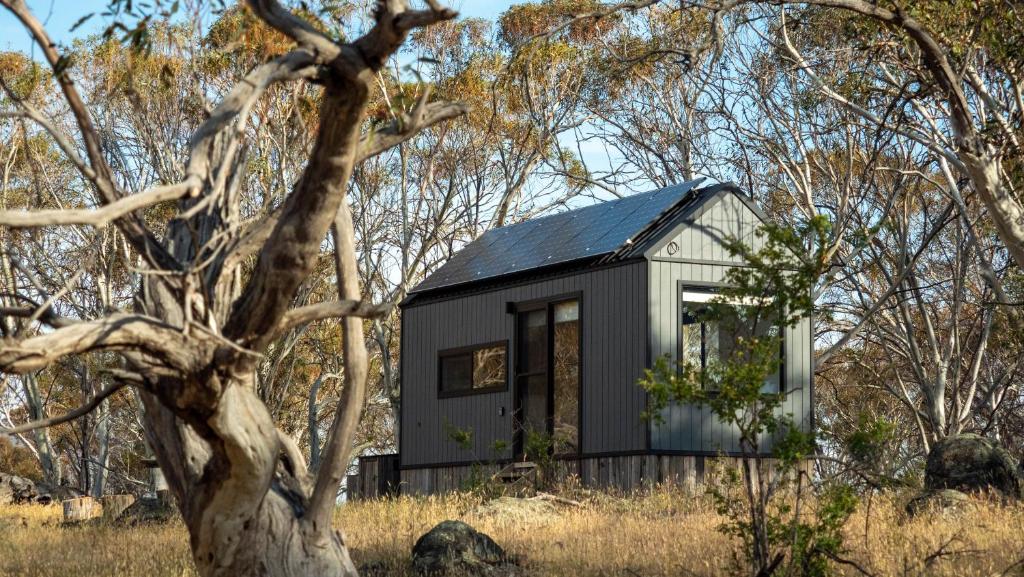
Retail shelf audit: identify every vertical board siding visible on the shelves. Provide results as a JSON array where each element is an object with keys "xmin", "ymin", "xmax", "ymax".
[
  {"xmin": 652, "ymin": 192, "xmax": 767, "ymax": 262},
  {"xmin": 401, "ymin": 261, "xmax": 649, "ymax": 468},
  {"xmin": 648, "ymin": 193, "xmax": 812, "ymax": 453}
]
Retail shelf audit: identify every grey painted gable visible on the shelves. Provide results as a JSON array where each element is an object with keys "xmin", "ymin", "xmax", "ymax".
[
  {"xmin": 646, "ymin": 190, "xmax": 813, "ymax": 453},
  {"xmin": 641, "ymin": 185, "xmax": 769, "ymax": 262}
]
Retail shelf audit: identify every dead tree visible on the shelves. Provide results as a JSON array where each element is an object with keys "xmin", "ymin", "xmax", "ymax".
[{"xmin": 0, "ymin": 1, "xmax": 464, "ymax": 575}]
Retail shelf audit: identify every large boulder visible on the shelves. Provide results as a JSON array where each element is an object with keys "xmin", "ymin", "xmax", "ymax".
[
  {"xmin": 0, "ymin": 473, "xmax": 42, "ymax": 505},
  {"xmin": 412, "ymin": 520, "xmax": 516, "ymax": 576},
  {"xmin": 925, "ymin": 434, "xmax": 1021, "ymax": 498}
]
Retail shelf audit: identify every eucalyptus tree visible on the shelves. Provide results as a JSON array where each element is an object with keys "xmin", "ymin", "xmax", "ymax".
[
  {"xmin": 0, "ymin": 1, "xmax": 464, "ymax": 576},
  {"xmin": 556, "ymin": 0, "xmax": 1024, "ymax": 455}
]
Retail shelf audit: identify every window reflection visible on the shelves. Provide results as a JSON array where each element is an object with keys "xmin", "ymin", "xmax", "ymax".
[
  {"xmin": 680, "ymin": 301, "xmax": 782, "ymax": 394},
  {"xmin": 553, "ymin": 300, "xmax": 579, "ymax": 454}
]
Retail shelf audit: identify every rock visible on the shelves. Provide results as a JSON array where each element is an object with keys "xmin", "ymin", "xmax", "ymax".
[
  {"xmin": 925, "ymin": 434, "xmax": 1021, "ymax": 498},
  {"xmin": 114, "ymin": 496, "xmax": 177, "ymax": 525},
  {"xmin": 412, "ymin": 520, "xmax": 516, "ymax": 576},
  {"xmin": 906, "ymin": 489, "xmax": 972, "ymax": 517},
  {"xmin": 0, "ymin": 473, "xmax": 43, "ymax": 505},
  {"xmin": 466, "ymin": 496, "xmax": 560, "ymax": 526}
]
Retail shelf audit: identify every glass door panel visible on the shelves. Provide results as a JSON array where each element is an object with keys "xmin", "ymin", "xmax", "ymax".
[
  {"xmin": 552, "ymin": 300, "xmax": 580, "ymax": 455},
  {"xmin": 515, "ymin": 309, "xmax": 548, "ymax": 457}
]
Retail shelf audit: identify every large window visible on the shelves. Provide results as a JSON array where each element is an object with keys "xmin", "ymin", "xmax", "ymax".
[
  {"xmin": 438, "ymin": 341, "xmax": 508, "ymax": 397},
  {"xmin": 680, "ymin": 291, "xmax": 783, "ymax": 393},
  {"xmin": 552, "ymin": 300, "xmax": 580, "ymax": 455}
]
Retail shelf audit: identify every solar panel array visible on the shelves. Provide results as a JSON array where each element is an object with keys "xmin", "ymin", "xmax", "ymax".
[{"xmin": 411, "ymin": 180, "xmax": 703, "ymax": 294}]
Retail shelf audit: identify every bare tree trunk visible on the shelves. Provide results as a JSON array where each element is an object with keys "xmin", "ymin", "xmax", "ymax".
[
  {"xmin": 22, "ymin": 374, "xmax": 62, "ymax": 487},
  {"xmin": 0, "ymin": 0, "xmax": 459, "ymax": 575},
  {"xmin": 78, "ymin": 363, "xmax": 91, "ymax": 495},
  {"xmin": 91, "ymin": 398, "xmax": 111, "ymax": 497}
]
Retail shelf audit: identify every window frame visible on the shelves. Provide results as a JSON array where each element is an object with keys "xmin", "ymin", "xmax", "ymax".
[
  {"xmin": 678, "ymin": 286, "xmax": 786, "ymax": 395},
  {"xmin": 437, "ymin": 340, "xmax": 510, "ymax": 399}
]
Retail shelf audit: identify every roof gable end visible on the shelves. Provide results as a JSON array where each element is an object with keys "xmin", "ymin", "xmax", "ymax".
[{"xmin": 637, "ymin": 183, "xmax": 772, "ymax": 263}]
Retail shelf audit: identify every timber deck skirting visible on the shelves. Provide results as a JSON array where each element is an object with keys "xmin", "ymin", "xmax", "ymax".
[{"xmin": 347, "ymin": 453, "xmax": 813, "ymax": 500}]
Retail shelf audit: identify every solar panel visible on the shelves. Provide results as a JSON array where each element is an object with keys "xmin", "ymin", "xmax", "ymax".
[{"xmin": 411, "ymin": 180, "xmax": 704, "ymax": 293}]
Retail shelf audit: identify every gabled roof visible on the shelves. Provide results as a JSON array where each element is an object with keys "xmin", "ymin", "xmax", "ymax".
[{"xmin": 409, "ymin": 178, "xmax": 708, "ymax": 295}]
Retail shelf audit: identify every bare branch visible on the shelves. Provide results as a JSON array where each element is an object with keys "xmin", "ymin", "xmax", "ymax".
[
  {"xmin": 353, "ymin": 0, "xmax": 458, "ymax": 72},
  {"xmin": 186, "ymin": 49, "xmax": 319, "ymax": 181},
  {"xmin": 246, "ymin": 0, "xmax": 341, "ymax": 58},
  {"xmin": 0, "ymin": 314, "xmax": 204, "ymax": 374},
  {"xmin": 359, "ymin": 100, "xmax": 469, "ymax": 160},
  {"xmin": 0, "ymin": 178, "xmax": 201, "ymax": 228},
  {"xmin": 0, "ymin": 381, "xmax": 126, "ymax": 435},
  {"xmin": 276, "ymin": 299, "xmax": 392, "ymax": 337},
  {"xmin": 221, "ymin": 98, "xmax": 467, "ymax": 271},
  {"xmin": 0, "ymin": 305, "xmax": 75, "ymax": 328},
  {"xmin": 308, "ymin": 203, "xmax": 369, "ymax": 529}
]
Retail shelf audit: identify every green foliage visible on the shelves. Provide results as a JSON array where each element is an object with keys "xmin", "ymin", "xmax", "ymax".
[
  {"xmin": 638, "ymin": 215, "xmax": 857, "ymax": 576},
  {"xmin": 787, "ymin": 484, "xmax": 859, "ymax": 577},
  {"xmin": 845, "ymin": 414, "xmax": 896, "ymax": 467},
  {"xmin": 841, "ymin": 413, "xmax": 905, "ymax": 489},
  {"xmin": 524, "ymin": 428, "xmax": 552, "ymax": 464},
  {"xmin": 443, "ymin": 419, "xmax": 473, "ymax": 451}
]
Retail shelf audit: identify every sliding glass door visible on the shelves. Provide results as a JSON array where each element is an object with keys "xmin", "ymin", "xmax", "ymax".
[{"xmin": 514, "ymin": 298, "xmax": 580, "ymax": 458}]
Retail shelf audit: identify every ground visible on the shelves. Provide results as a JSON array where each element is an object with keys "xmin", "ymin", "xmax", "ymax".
[{"xmin": 2, "ymin": 486, "xmax": 1023, "ymax": 576}]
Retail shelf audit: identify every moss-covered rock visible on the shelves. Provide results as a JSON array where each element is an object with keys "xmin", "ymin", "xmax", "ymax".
[
  {"xmin": 412, "ymin": 520, "xmax": 517, "ymax": 576},
  {"xmin": 925, "ymin": 434, "xmax": 1021, "ymax": 498}
]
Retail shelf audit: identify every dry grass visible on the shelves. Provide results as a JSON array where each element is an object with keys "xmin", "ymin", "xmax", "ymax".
[{"xmin": 2, "ymin": 487, "xmax": 1024, "ymax": 576}]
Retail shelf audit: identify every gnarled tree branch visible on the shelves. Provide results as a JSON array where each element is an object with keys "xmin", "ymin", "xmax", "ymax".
[
  {"xmin": 0, "ymin": 178, "xmax": 201, "ymax": 229},
  {"xmin": 0, "ymin": 314, "xmax": 205, "ymax": 374}
]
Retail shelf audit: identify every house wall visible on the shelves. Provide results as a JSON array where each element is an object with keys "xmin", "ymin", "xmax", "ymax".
[
  {"xmin": 647, "ymin": 192, "xmax": 813, "ymax": 453},
  {"xmin": 400, "ymin": 261, "xmax": 650, "ymax": 468}
]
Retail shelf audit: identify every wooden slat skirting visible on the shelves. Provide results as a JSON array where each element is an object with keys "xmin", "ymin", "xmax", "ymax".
[{"xmin": 348, "ymin": 454, "xmax": 811, "ymax": 499}]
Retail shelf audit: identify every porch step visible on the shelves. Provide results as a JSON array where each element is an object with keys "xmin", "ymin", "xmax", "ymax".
[{"xmin": 495, "ymin": 461, "xmax": 537, "ymax": 484}]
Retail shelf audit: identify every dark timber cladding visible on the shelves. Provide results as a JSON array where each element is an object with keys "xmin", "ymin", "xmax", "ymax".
[{"xmin": 401, "ymin": 260, "xmax": 649, "ymax": 467}]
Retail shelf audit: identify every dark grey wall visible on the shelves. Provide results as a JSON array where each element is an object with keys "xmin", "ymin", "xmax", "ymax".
[
  {"xmin": 400, "ymin": 261, "xmax": 649, "ymax": 468},
  {"xmin": 646, "ymin": 192, "xmax": 813, "ymax": 452}
]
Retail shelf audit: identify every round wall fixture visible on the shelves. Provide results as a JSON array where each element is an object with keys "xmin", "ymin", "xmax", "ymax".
[{"xmin": 666, "ymin": 241, "xmax": 679, "ymax": 255}]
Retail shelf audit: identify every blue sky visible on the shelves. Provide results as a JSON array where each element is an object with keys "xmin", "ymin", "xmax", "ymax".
[
  {"xmin": 0, "ymin": 0, "xmax": 622, "ymax": 194},
  {"xmin": 0, "ymin": 1, "xmax": 520, "ymax": 53}
]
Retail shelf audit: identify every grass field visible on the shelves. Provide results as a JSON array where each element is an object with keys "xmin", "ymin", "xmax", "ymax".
[{"xmin": 2, "ymin": 486, "xmax": 1023, "ymax": 576}]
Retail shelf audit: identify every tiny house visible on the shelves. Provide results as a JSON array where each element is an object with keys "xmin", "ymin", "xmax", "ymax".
[{"xmin": 356, "ymin": 180, "xmax": 813, "ymax": 497}]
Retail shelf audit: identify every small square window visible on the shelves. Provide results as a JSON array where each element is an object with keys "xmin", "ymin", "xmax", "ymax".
[{"xmin": 439, "ymin": 342, "xmax": 508, "ymax": 397}]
